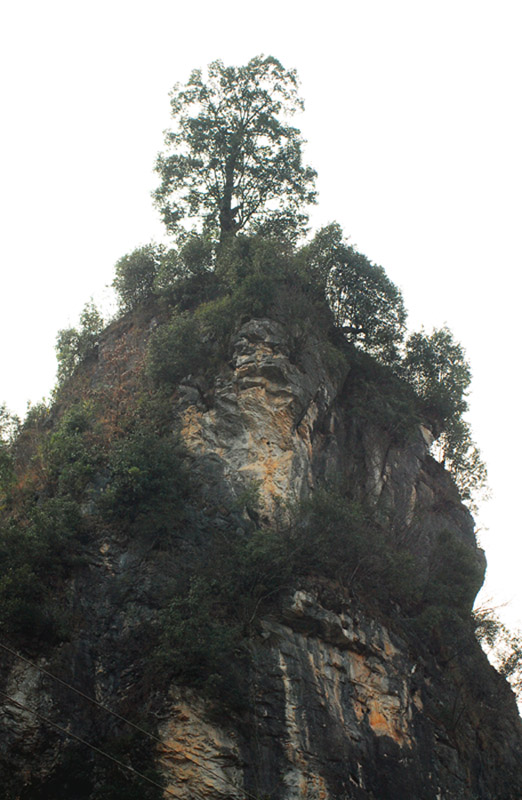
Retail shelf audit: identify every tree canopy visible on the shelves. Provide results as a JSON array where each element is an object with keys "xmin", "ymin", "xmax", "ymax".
[
  {"xmin": 402, "ymin": 327, "xmax": 471, "ymax": 423},
  {"xmin": 401, "ymin": 326, "xmax": 487, "ymax": 503},
  {"xmin": 153, "ymin": 55, "xmax": 317, "ymax": 242},
  {"xmin": 0, "ymin": 404, "xmax": 18, "ymax": 493},
  {"xmin": 55, "ymin": 302, "xmax": 104, "ymax": 383},
  {"xmin": 303, "ymin": 223, "xmax": 407, "ymax": 363},
  {"xmin": 112, "ymin": 244, "xmax": 164, "ymax": 312}
]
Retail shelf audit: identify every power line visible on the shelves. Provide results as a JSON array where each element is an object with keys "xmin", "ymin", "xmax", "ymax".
[
  {"xmin": 0, "ymin": 641, "xmax": 160, "ymax": 744},
  {"xmin": 0, "ymin": 640, "xmax": 253, "ymax": 800},
  {"xmin": 0, "ymin": 688, "xmax": 181, "ymax": 798}
]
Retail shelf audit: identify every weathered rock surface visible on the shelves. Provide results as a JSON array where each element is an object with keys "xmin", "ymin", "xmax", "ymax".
[
  {"xmin": 176, "ymin": 318, "xmax": 341, "ymax": 515},
  {"xmin": 1, "ymin": 312, "xmax": 521, "ymax": 799},
  {"xmin": 150, "ymin": 584, "xmax": 521, "ymax": 800}
]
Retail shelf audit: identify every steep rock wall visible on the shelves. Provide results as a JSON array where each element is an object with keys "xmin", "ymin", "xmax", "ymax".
[
  {"xmin": 175, "ymin": 317, "xmax": 483, "ymax": 596},
  {"xmin": 0, "ymin": 312, "xmax": 520, "ymax": 799}
]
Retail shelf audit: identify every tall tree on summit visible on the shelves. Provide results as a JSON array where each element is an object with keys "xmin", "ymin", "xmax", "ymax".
[{"xmin": 153, "ymin": 56, "xmax": 317, "ymax": 243}]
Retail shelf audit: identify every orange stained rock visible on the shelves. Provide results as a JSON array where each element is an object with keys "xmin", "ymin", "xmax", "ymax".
[
  {"xmin": 349, "ymin": 652, "xmax": 372, "ymax": 684},
  {"xmin": 317, "ymin": 775, "xmax": 329, "ymax": 800},
  {"xmin": 159, "ymin": 736, "xmax": 242, "ymax": 797},
  {"xmin": 180, "ymin": 405, "xmax": 204, "ymax": 444},
  {"xmin": 368, "ymin": 706, "xmax": 394, "ymax": 737},
  {"xmin": 239, "ymin": 385, "xmax": 295, "ymax": 444},
  {"xmin": 367, "ymin": 700, "xmax": 410, "ymax": 747},
  {"xmin": 383, "ymin": 635, "xmax": 398, "ymax": 658},
  {"xmin": 347, "ymin": 652, "xmax": 411, "ymax": 747},
  {"xmin": 353, "ymin": 698, "xmax": 366, "ymax": 722}
]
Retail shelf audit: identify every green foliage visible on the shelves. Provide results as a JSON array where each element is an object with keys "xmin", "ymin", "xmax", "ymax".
[
  {"xmin": 117, "ymin": 234, "xmax": 219, "ymax": 309},
  {"xmin": 101, "ymin": 427, "xmax": 191, "ymax": 536},
  {"xmin": 5, "ymin": 402, "xmax": 51, "ymax": 492},
  {"xmin": 23, "ymin": 401, "xmax": 50, "ymax": 428},
  {"xmin": 22, "ymin": 751, "xmax": 93, "ymax": 799},
  {"xmin": 474, "ymin": 606, "xmax": 522, "ymax": 698},
  {"xmin": 345, "ymin": 351, "xmax": 422, "ymax": 442},
  {"xmin": 434, "ymin": 417, "xmax": 489, "ymax": 508},
  {"xmin": 0, "ymin": 497, "xmax": 84, "ymax": 642},
  {"xmin": 43, "ymin": 402, "xmax": 103, "ymax": 500},
  {"xmin": 147, "ymin": 311, "xmax": 210, "ymax": 387},
  {"xmin": 154, "ymin": 55, "xmax": 317, "ymax": 242},
  {"xmin": 401, "ymin": 327, "xmax": 487, "ymax": 504},
  {"xmin": 155, "ymin": 486, "xmax": 488, "ymax": 703},
  {"xmin": 147, "ymin": 236, "xmax": 301, "ymax": 388},
  {"xmin": 402, "ymin": 327, "xmax": 471, "ymax": 423},
  {"xmin": 55, "ymin": 301, "xmax": 104, "ymax": 383},
  {"xmin": 287, "ymin": 491, "xmax": 392, "ymax": 588},
  {"xmin": 0, "ymin": 404, "xmax": 19, "ymax": 495},
  {"xmin": 92, "ymin": 733, "xmax": 165, "ymax": 800},
  {"xmin": 112, "ymin": 244, "xmax": 165, "ymax": 312},
  {"xmin": 157, "ymin": 577, "xmax": 244, "ymax": 703},
  {"xmin": 17, "ymin": 742, "xmax": 164, "ymax": 800},
  {"xmin": 146, "ymin": 234, "xmax": 332, "ymax": 391},
  {"xmin": 155, "ymin": 489, "xmax": 436, "ymax": 702},
  {"xmin": 216, "ymin": 233, "xmax": 293, "ymax": 287},
  {"xmin": 302, "ymin": 224, "xmax": 407, "ymax": 363},
  {"xmin": 411, "ymin": 530, "xmax": 484, "ymax": 640},
  {"xmin": 221, "ymin": 234, "xmax": 315, "ymax": 320},
  {"xmin": 0, "ymin": 403, "xmax": 19, "ymax": 441},
  {"xmin": 176, "ymin": 231, "xmax": 216, "ymax": 276}
]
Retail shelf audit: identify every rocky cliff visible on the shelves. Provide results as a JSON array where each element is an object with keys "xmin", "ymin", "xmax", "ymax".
[{"xmin": 0, "ymin": 297, "xmax": 521, "ymax": 800}]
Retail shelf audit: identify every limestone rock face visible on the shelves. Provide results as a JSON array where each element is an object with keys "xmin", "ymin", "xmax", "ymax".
[
  {"xmin": 150, "ymin": 585, "xmax": 521, "ymax": 800},
  {"xmin": 176, "ymin": 318, "xmax": 342, "ymax": 515},
  {"xmin": 176, "ymin": 317, "xmax": 484, "ymax": 596},
  {"xmin": 157, "ymin": 693, "xmax": 244, "ymax": 799},
  {"xmin": 0, "ymin": 311, "xmax": 520, "ymax": 800},
  {"xmin": 156, "ymin": 317, "xmax": 518, "ymax": 798}
]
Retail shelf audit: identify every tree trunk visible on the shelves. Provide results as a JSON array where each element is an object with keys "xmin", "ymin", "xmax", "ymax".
[{"xmin": 219, "ymin": 144, "xmax": 240, "ymax": 241}]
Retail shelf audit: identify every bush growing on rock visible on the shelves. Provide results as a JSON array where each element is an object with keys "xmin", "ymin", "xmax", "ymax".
[
  {"xmin": 401, "ymin": 327, "xmax": 488, "ymax": 503},
  {"xmin": 0, "ymin": 497, "xmax": 85, "ymax": 643},
  {"xmin": 301, "ymin": 223, "xmax": 407, "ymax": 364},
  {"xmin": 43, "ymin": 401, "xmax": 104, "ymax": 500},
  {"xmin": 147, "ymin": 312, "xmax": 210, "ymax": 387},
  {"xmin": 55, "ymin": 302, "xmax": 104, "ymax": 384},
  {"xmin": 112, "ymin": 244, "xmax": 165, "ymax": 312},
  {"xmin": 101, "ymin": 426, "xmax": 191, "ymax": 537}
]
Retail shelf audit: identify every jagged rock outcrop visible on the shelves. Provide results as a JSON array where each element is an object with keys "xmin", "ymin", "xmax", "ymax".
[
  {"xmin": 156, "ymin": 584, "xmax": 521, "ymax": 799},
  {"xmin": 0, "ymin": 310, "xmax": 520, "ymax": 800},
  {"xmin": 176, "ymin": 318, "xmax": 341, "ymax": 513}
]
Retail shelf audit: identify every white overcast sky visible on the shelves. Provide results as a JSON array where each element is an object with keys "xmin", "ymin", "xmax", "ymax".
[{"xmin": 1, "ymin": 0, "xmax": 521, "ymax": 628}]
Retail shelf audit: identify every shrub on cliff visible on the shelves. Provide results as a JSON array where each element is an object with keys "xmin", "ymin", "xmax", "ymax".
[
  {"xmin": 0, "ymin": 404, "xmax": 18, "ymax": 497},
  {"xmin": 401, "ymin": 327, "xmax": 488, "ymax": 504},
  {"xmin": 55, "ymin": 301, "xmax": 104, "ymax": 383},
  {"xmin": 474, "ymin": 607, "xmax": 522, "ymax": 698},
  {"xmin": 344, "ymin": 350, "xmax": 422, "ymax": 443},
  {"xmin": 112, "ymin": 244, "xmax": 166, "ymax": 312},
  {"xmin": 402, "ymin": 327, "xmax": 471, "ymax": 423},
  {"xmin": 43, "ymin": 401, "xmax": 104, "ymax": 500},
  {"xmin": 154, "ymin": 489, "xmax": 427, "ymax": 703},
  {"xmin": 146, "ymin": 311, "xmax": 211, "ymax": 387},
  {"xmin": 157, "ymin": 577, "xmax": 245, "ymax": 706},
  {"xmin": 301, "ymin": 223, "xmax": 407, "ymax": 364},
  {"xmin": 0, "ymin": 497, "xmax": 84, "ymax": 643},
  {"xmin": 101, "ymin": 427, "xmax": 191, "ymax": 537}
]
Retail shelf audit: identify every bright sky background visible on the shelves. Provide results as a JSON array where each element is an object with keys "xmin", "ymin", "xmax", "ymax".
[{"xmin": 1, "ymin": 1, "xmax": 521, "ymax": 630}]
